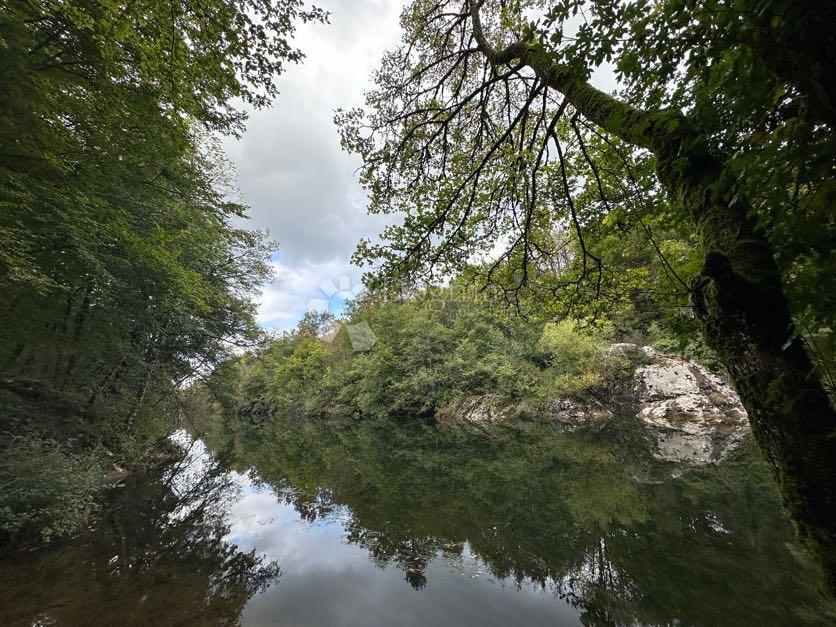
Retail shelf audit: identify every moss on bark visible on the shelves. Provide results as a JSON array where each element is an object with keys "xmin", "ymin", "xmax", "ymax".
[
  {"xmin": 673, "ymin": 154, "xmax": 836, "ymax": 594},
  {"xmin": 470, "ymin": 3, "xmax": 836, "ymax": 592}
]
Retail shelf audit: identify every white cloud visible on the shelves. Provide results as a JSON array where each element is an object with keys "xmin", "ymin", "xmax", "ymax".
[
  {"xmin": 256, "ymin": 257, "xmax": 368, "ymax": 331},
  {"xmin": 227, "ymin": 1, "xmax": 619, "ymax": 331},
  {"xmin": 224, "ymin": 0, "xmax": 404, "ymax": 330}
]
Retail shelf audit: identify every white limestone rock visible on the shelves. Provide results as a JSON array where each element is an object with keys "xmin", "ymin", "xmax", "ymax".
[
  {"xmin": 437, "ymin": 395, "xmax": 506, "ymax": 427},
  {"xmin": 634, "ymin": 354, "xmax": 748, "ymax": 464},
  {"xmin": 438, "ymin": 344, "xmax": 751, "ymax": 467}
]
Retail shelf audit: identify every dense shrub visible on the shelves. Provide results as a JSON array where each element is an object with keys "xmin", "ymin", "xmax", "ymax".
[
  {"xmin": 207, "ymin": 293, "xmax": 632, "ymax": 424},
  {"xmin": 539, "ymin": 320, "xmax": 610, "ymax": 398},
  {"xmin": 0, "ymin": 436, "xmax": 103, "ymax": 545}
]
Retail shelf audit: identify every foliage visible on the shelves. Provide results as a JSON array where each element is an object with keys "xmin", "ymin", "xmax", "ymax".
[
  {"xmin": 0, "ymin": 0, "xmax": 322, "ymax": 545},
  {"xmin": 206, "ymin": 289, "xmax": 641, "ymax": 424},
  {"xmin": 270, "ymin": 336, "xmax": 332, "ymax": 414},
  {"xmin": 0, "ymin": 435, "xmax": 102, "ymax": 544},
  {"xmin": 335, "ymin": 0, "xmax": 833, "ymax": 377}
]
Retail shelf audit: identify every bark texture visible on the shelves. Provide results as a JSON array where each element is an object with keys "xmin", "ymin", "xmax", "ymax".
[
  {"xmin": 691, "ymin": 250, "xmax": 836, "ymax": 592},
  {"xmin": 663, "ymin": 148, "xmax": 836, "ymax": 594},
  {"xmin": 468, "ymin": 2, "xmax": 836, "ymax": 592}
]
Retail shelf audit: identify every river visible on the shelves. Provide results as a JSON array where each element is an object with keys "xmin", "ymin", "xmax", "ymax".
[{"xmin": 1, "ymin": 418, "xmax": 834, "ymax": 625}]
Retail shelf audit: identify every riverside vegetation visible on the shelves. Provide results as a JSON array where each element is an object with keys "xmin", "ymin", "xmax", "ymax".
[
  {"xmin": 1, "ymin": 0, "xmax": 835, "ymax": 614},
  {"xmin": 203, "ymin": 292, "xmax": 698, "ymax": 426},
  {"xmin": 0, "ymin": 0, "xmax": 326, "ymax": 547}
]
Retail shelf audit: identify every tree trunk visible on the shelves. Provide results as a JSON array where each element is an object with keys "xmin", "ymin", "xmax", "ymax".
[
  {"xmin": 663, "ymin": 150, "xmax": 836, "ymax": 593},
  {"xmin": 692, "ymin": 256, "xmax": 836, "ymax": 592},
  {"xmin": 468, "ymin": 2, "xmax": 836, "ymax": 591},
  {"xmin": 61, "ymin": 290, "xmax": 91, "ymax": 390}
]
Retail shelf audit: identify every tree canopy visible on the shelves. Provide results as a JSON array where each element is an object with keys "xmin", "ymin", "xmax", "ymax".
[
  {"xmin": 0, "ymin": 0, "xmax": 323, "ymax": 543},
  {"xmin": 337, "ymin": 0, "xmax": 836, "ymax": 591},
  {"xmin": 338, "ymin": 0, "xmax": 833, "ymax": 327}
]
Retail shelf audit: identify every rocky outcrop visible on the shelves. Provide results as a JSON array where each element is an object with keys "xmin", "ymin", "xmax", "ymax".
[
  {"xmin": 546, "ymin": 396, "xmax": 613, "ymax": 422},
  {"xmin": 436, "ymin": 395, "xmax": 509, "ymax": 427},
  {"xmin": 439, "ymin": 344, "xmax": 750, "ymax": 466},
  {"xmin": 607, "ymin": 343, "xmax": 656, "ymax": 361},
  {"xmin": 634, "ymin": 352, "xmax": 748, "ymax": 464}
]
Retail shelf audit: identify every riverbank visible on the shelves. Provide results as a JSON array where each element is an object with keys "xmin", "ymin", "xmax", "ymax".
[
  {"xmin": 0, "ymin": 383, "xmax": 182, "ymax": 554},
  {"xmin": 437, "ymin": 342, "xmax": 750, "ymax": 466}
]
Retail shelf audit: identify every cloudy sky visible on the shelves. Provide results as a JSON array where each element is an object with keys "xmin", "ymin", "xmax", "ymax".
[
  {"xmin": 222, "ymin": 0, "xmax": 404, "ymax": 331},
  {"xmin": 223, "ymin": 0, "xmax": 617, "ymax": 332}
]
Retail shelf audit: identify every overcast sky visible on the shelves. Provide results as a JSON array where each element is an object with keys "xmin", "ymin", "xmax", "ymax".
[
  {"xmin": 224, "ymin": 0, "xmax": 617, "ymax": 332},
  {"xmin": 222, "ymin": 0, "xmax": 404, "ymax": 331}
]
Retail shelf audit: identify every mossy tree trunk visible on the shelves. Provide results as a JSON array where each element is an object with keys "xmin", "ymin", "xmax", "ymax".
[
  {"xmin": 580, "ymin": 70, "xmax": 836, "ymax": 598},
  {"xmin": 661, "ymin": 150, "xmax": 836, "ymax": 592},
  {"xmin": 693, "ymin": 253, "xmax": 836, "ymax": 592},
  {"xmin": 469, "ymin": 3, "xmax": 836, "ymax": 591}
]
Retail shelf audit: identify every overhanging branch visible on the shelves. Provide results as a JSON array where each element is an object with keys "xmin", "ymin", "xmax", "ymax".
[{"xmin": 468, "ymin": 0, "xmax": 677, "ymax": 154}]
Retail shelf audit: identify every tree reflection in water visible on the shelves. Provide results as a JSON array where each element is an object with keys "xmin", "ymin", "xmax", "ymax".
[
  {"xmin": 3, "ymin": 418, "xmax": 835, "ymax": 626},
  {"xmin": 217, "ymin": 417, "xmax": 836, "ymax": 626},
  {"xmin": 0, "ymin": 437, "xmax": 280, "ymax": 626}
]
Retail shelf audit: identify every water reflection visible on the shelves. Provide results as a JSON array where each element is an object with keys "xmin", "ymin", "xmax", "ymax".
[
  {"xmin": 2, "ymin": 419, "xmax": 835, "ymax": 626},
  {"xmin": 0, "ymin": 437, "xmax": 279, "ymax": 626},
  {"xmin": 218, "ymin": 418, "xmax": 836, "ymax": 626}
]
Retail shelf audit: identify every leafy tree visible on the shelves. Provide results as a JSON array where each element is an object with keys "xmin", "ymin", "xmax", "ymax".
[
  {"xmin": 336, "ymin": 0, "xmax": 836, "ymax": 590},
  {"xmin": 205, "ymin": 287, "xmax": 630, "ymax": 426},
  {"xmin": 0, "ymin": 0, "xmax": 324, "ymax": 541}
]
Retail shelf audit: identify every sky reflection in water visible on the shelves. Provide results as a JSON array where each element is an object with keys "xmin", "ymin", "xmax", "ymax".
[
  {"xmin": 2, "ymin": 423, "xmax": 835, "ymax": 626},
  {"xmin": 194, "ymin": 434, "xmax": 582, "ymax": 626}
]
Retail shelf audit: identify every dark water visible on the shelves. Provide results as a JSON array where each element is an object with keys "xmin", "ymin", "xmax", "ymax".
[{"xmin": 1, "ymin": 418, "xmax": 834, "ymax": 626}]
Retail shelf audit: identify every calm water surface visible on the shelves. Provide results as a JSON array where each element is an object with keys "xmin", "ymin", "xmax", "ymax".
[{"xmin": 1, "ymin": 419, "xmax": 834, "ymax": 626}]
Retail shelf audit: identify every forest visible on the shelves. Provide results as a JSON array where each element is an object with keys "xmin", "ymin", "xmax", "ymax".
[{"xmin": 1, "ymin": 0, "xmax": 834, "ymax": 622}]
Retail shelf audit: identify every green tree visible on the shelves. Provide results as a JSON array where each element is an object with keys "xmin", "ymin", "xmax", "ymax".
[
  {"xmin": 336, "ymin": 0, "xmax": 836, "ymax": 590},
  {"xmin": 0, "ymin": 0, "xmax": 324, "ymax": 540}
]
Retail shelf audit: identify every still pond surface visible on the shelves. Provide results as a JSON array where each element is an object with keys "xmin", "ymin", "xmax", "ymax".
[{"xmin": 1, "ymin": 418, "xmax": 834, "ymax": 626}]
